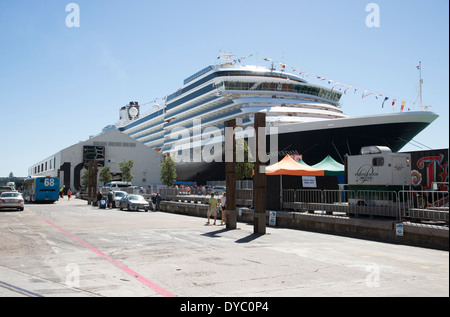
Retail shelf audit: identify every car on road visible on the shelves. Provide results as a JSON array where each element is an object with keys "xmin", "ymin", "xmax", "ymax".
[
  {"xmin": 112, "ymin": 190, "xmax": 127, "ymax": 208},
  {"xmin": 0, "ymin": 186, "xmax": 14, "ymax": 195},
  {"xmin": 0, "ymin": 192, "xmax": 24, "ymax": 211},
  {"xmin": 119, "ymin": 194, "xmax": 150, "ymax": 212},
  {"xmin": 211, "ymin": 186, "xmax": 226, "ymax": 196}
]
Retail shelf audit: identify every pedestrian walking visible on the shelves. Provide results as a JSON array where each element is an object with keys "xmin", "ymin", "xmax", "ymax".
[
  {"xmin": 219, "ymin": 191, "xmax": 226, "ymax": 225},
  {"xmin": 107, "ymin": 190, "xmax": 113, "ymax": 209},
  {"xmin": 151, "ymin": 194, "xmax": 157, "ymax": 212},
  {"xmin": 67, "ymin": 188, "xmax": 72, "ymax": 201},
  {"xmin": 207, "ymin": 194, "xmax": 218, "ymax": 225},
  {"xmin": 156, "ymin": 192, "xmax": 161, "ymax": 211}
]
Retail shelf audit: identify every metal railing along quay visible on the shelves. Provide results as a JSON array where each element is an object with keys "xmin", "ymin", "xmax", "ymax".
[
  {"xmin": 158, "ymin": 187, "xmax": 254, "ymax": 206},
  {"xmin": 157, "ymin": 186, "xmax": 448, "ymax": 223},
  {"xmin": 283, "ymin": 188, "xmax": 448, "ymax": 223}
]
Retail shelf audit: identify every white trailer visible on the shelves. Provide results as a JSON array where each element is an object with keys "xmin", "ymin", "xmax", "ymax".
[{"xmin": 347, "ymin": 146, "xmax": 411, "ymax": 210}]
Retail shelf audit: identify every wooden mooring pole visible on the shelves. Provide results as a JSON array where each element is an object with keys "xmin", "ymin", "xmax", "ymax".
[
  {"xmin": 225, "ymin": 119, "xmax": 237, "ymax": 229},
  {"xmin": 253, "ymin": 113, "xmax": 266, "ymax": 234}
]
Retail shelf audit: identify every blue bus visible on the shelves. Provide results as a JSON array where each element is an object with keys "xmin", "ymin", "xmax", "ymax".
[{"xmin": 23, "ymin": 176, "xmax": 60, "ymax": 203}]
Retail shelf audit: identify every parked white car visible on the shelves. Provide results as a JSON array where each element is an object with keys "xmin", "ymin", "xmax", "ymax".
[{"xmin": 0, "ymin": 192, "xmax": 24, "ymax": 211}]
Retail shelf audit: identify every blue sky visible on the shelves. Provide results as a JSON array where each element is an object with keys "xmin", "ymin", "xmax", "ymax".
[{"xmin": 0, "ymin": 0, "xmax": 448, "ymax": 177}]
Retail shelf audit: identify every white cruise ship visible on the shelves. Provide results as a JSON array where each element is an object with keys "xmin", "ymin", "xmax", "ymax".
[{"xmin": 116, "ymin": 56, "xmax": 438, "ymax": 183}]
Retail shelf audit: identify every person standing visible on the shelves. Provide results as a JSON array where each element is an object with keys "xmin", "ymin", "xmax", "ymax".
[
  {"xmin": 155, "ymin": 192, "xmax": 161, "ymax": 211},
  {"xmin": 207, "ymin": 194, "xmax": 218, "ymax": 225},
  {"xmin": 107, "ymin": 190, "xmax": 113, "ymax": 209},
  {"xmin": 96, "ymin": 190, "xmax": 103, "ymax": 208},
  {"xmin": 219, "ymin": 192, "xmax": 226, "ymax": 225},
  {"xmin": 151, "ymin": 194, "xmax": 157, "ymax": 212},
  {"xmin": 67, "ymin": 188, "xmax": 72, "ymax": 201}
]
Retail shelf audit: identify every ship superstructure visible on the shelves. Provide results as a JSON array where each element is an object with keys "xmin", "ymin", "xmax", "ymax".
[{"xmin": 116, "ymin": 56, "xmax": 438, "ymax": 183}]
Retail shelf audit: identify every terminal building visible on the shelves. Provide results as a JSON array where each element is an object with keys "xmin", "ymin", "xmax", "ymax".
[{"xmin": 28, "ymin": 129, "xmax": 162, "ymax": 192}]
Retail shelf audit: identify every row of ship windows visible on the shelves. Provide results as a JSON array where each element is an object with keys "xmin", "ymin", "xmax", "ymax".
[
  {"xmin": 165, "ymin": 79, "xmax": 341, "ymax": 119},
  {"xmin": 129, "ymin": 92, "xmax": 340, "ymax": 142},
  {"xmin": 127, "ymin": 120, "xmax": 164, "ymax": 138},
  {"xmin": 165, "ymin": 100, "xmax": 235, "ymax": 130},
  {"xmin": 129, "ymin": 101, "xmax": 235, "ymax": 144},
  {"xmin": 217, "ymin": 81, "xmax": 342, "ymax": 102},
  {"xmin": 126, "ymin": 96, "xmax": 224, "ymax": 139},
  {"xmin": 167, "ymin": 70, "xmax": 308, "ymax": 104}
]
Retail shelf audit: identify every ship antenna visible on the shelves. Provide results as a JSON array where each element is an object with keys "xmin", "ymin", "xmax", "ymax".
[
  {"xmin": 418, "ymin": 61, "xmax": 423, "ymax": 111},
  {"xmin": 218, "ymin": 51, "xmax": 236, "ymax": 65}
]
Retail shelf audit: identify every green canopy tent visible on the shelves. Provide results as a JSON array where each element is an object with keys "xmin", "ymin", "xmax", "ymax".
[{"xmin": 311, "ymin": 155, "xmax": 345, "ymax": 176}]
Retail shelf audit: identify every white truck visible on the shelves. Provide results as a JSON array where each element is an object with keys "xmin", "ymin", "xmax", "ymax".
[
  {"xmin": 102, "ymin": 181, "xmax": 143, "ymax": 195},
  {"xmin": 347, "ymin": 146, "xmax": 411, "ymax": 214},
  {"xmin": 102, "ymin": 181, "xmax": 132, "ymax": 195}
]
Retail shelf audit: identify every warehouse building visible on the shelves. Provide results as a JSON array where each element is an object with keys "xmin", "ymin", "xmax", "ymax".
[{"xmin": 28, "ymin": 129, "xmax": 162, "ymax": 192}]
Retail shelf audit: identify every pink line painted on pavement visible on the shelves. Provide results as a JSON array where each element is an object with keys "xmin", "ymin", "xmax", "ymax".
[{"xmin": 41, "ymin": 218, "xmax": 175, "ymax": 297}]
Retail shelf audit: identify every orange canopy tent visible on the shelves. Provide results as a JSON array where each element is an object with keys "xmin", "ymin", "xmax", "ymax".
[{"xmin": 265, "ymin": 155, "xmax": 325, "ymax": 176}]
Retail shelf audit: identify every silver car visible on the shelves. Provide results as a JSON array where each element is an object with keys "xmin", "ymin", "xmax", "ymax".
[
  {"xmin": 0, "ymin": 192, "xmax": 24, "ymax": 211},
  {"xmin": 119, "ymin": 194, "xmax": 149, "ymax": 212}
]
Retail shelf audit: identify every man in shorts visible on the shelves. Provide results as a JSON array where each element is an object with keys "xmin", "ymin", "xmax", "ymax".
[{"xmin": 207, "ymin": 193, "xmax": 218, "ymax": 225}]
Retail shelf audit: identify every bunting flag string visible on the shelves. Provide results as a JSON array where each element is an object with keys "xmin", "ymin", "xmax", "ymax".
[
  {"xmin": 258, "ymin": 55, "xmax": 419, "ymax": 112},
  {"xmin": 392, "ymin": 99, "xmax": 397, "ymax": 111},
  {"xmin": 401, "ymin": 101, "xmax": 406, "ymax": 112},
  {"xmin": 232, "ymin": 53, "xmax": 254, "ymax": 65},
  {"xmin": 217, "ymin": 53, "xmax": 255, "ymax": 65},
  {"xmin": 382, "ymin": 97, "xmax": 389, "ymax": 108},
  {"xmin": 139, "ymin": 97, "xmax": 166, "ymax": 108}
]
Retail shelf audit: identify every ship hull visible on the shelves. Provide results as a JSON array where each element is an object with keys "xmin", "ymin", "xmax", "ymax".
[{"xmin": 174, "ymin": 112, "xmax": 438, "ymax": 184}]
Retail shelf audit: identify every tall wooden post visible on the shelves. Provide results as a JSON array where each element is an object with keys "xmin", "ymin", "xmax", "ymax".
[
  {"xmin": 93, "ymin": 160, "xmax": 98, "ymax": 198},
  {"xmin": 225, "ymin": 119, "xmax": 237, "ymax": 229},
  {"xmin": 87, "ymin": 161, "xmax": 93, "ymax": 203},
  {"xmin": 87, "ymin": 160, "xmax": 98, "ymax": 204},
  {"xmin": 253, "ymin": 113, "xmax": 266, "ymax": 234}
]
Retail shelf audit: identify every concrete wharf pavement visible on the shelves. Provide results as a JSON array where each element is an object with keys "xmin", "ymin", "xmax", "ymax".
[{"xmin": 0, "ymin": 198, "xmax": 448, "ymax": 298}]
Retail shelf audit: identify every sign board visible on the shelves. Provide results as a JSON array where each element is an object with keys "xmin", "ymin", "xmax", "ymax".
[
  {"xmin": 83, "ymin": 146, "xmax": 105, "ymax": 167},
  {"xmin": 395, "ymin": 223, "xmax": 404, "ymax": 236},
  {"xmin": 289, "ymin": 154, "xmax": 303, "ymax": 162},
  {"xmin": 302, "ymin": 176, "xmax": 317, "ymax": 188},
  {"xmin": 269, "ymin": 211, "xmax": 276, "ymax": 227}
]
